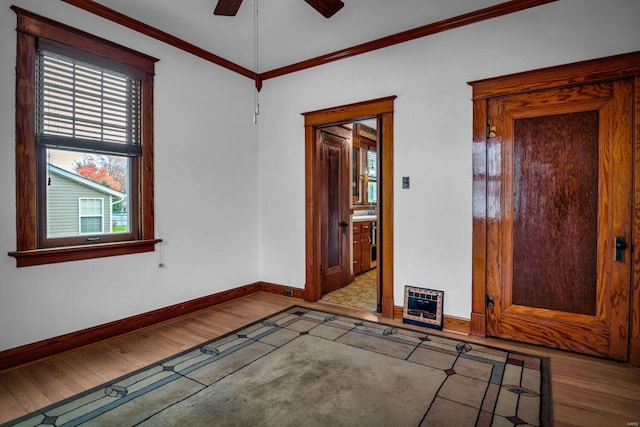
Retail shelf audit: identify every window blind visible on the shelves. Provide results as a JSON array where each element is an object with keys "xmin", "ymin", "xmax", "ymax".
[
  {"xmin": 367, "ymin": 149, "xmax": 377, "ymax": 178},
  {"xmin": 36, "ymin": 49, "xmax": 142, "ymax": 156}
]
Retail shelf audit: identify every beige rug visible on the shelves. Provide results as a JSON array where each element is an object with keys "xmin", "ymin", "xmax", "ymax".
[{"xmin": 3, "ymin": 307, "xmax": 551, "ymax": 426}]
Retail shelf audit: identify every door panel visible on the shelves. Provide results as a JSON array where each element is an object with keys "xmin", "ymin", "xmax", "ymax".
[
  {"xmin": 320, "ymin": 130, "xmax": 351, "ymax": 294},
  {"xmin": 486, "ymin": 81, "xmax": 632, "ymax": 360},
  {"xmin": 512, "ymin": 110, "xmax": 599, "ymax": 315}
]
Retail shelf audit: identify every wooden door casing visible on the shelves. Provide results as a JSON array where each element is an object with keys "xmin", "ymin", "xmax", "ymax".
[
  {"xmin": 486, "ymin": 81, "xmax": 632, "ymax": 360},
  {"xmin": 469, "ymin": 52, "xmax": 640, "ymax": 365},
  {"xmin": 302, "ymin": 96, "xmax": 396, "ymax": 318}
]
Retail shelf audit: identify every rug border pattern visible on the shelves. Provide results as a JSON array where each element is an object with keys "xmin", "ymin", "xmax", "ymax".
[{"xmin": 2, "ymin": 306, "xmax": 552, "ymax": 427}]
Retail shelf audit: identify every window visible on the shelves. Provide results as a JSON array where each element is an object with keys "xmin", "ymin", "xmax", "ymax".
[
  {"xmin": 38, "ymin": 48, "xmax": 136, "ymax": 243},
  {"xmin": 79, "ymin": 198, "xmax": 104, "ymax": 234},
  {"xmin": 9, "ymin": 6, "xmax": 160, "ymax": 267},
  {"xmin": 366, "ymin": 148, "xmax": 377, "ymax": 204},
  {"xmin": 351, "ymin": 122, "xmax": 377, "ymax": 206},
  {"xmin": 357, "ymin": 145, "xmax": 377, "ymax": 205}
]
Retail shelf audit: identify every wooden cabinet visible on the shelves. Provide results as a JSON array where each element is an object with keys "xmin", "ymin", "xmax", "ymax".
[
  {"xmin": 352, "ymin": 221, "xmax": 372, "ymax": 275},
  {"xmin": 352, "ymin": 223, "xmax": 362, "ymax": 275}
]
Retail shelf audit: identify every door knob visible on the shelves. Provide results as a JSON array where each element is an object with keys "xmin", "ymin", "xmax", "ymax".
[{"xmin": 340, "ymin": 220, "xmax": 349, "ymax": 234}]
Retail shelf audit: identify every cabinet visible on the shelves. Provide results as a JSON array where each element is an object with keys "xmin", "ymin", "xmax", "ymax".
[{"xmin": 352, "ymin": 221, "xmax": 372, "ymax": 275}]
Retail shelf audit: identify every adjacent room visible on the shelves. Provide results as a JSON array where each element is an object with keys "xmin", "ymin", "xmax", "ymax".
[{"xmin": 1, "ymin": 0, "xmax": 639, "ymax": 425}]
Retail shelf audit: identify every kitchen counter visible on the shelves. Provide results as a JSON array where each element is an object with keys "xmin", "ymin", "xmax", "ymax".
[{"xmin": 353, "ymin": 215, "xmax": 377, "ymax": 222}]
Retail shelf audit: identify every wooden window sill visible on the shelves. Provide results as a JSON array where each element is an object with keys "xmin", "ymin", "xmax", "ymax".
[{"xmin": 8, "ymin": 239, "xmax": 162, "ymax": 267}]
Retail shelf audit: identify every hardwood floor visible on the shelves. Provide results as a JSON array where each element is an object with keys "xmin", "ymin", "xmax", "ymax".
[{"xmin": 0, "ymin": 292, "xmax": 638, "ymax": 426}]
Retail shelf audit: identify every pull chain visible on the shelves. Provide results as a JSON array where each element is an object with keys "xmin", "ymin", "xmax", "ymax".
[{"xmin": 252, "ymin": 0, "xmax": 260, "ymax": 124}]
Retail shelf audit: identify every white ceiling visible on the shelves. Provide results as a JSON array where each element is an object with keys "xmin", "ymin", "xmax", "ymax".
[{"xmin": 92, "ymin": 0, "xmax": 505, "ymax": 72}]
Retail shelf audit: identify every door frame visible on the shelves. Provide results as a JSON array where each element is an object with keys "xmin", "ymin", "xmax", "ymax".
[
  {"xmin": 302, "ymin": 96, "xmax": 396, "ymax": 318},
  {"xmin": 468, "ymin": 51, "xmax": 640, "ymax": 365}
]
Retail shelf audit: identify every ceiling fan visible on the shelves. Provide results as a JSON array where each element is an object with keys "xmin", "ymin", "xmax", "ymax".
[{"xmin": 214, "ymin": 0, "xmax": 345, "ymax": 19}]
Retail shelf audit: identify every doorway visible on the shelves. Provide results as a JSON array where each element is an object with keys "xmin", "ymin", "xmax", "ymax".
[
  {"xmin": 469, "ymin": 52, "xmax": 640, "ymax": 362},
  {"xmin": 319, "ymin": 121, "xmax": 379, "ymax": 312},
  {"xmin": 302, "ymin": 96, "xmax": 396, "ymax": 318}
]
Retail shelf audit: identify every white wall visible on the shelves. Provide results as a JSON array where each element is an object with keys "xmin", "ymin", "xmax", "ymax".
[
  {"xmin": 258, "ymin": 0, "xmax": 640, "ymax": 318},
  {"xmin": 0, "ymin": 1, "xmax": 260, "ymax": 351}
]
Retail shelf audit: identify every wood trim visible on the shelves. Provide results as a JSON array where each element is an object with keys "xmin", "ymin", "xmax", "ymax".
[
  {"xmin": 379, "ymin": 110, "xmax": 394, "ymax": 317},
  {"xmin": 8, "ymin": 239, "xmax": 162, "ymax": 267},
  {"xmin": 59, "ymin": 1, "xmax": 556, "ymax": 87},
  {"xmin": 632, "ymin": 73, "xmax": 640, "ymax": 367},
  {"xmin": 302, "ymin": 97, "xmax": 396, "ymax": 318},
  {"xmin": 469, "ymin": 52, "xmax": 640, "ymax": 364},
  {"xmin": 12, "ymin": 6, "xmax": 157, "ymax": 73},
  {"xmin": 470, "ymin": 98, "xmax": 488, "ymax": 337},
  {"xmin": 0, "ymin": 282, "xmax": 263, "ymax": 372},
  {"xmin": 261, "ymin": 0, "xmax": 557, "ymax": 82},
  {"xmin": 259, "ymin": 282, "xmax": 306, "ymax": 299},
  {"xmin": 302, "ymin": 96, "xmax": 396, "ymax": 127},
  {"xmin": 59, "ymin": 0, "xmax": 254, "ymax": 80},
  {"xmin": 304, "ymin": 124, "xmax": 321, "ymax": 302},
  {"xmin": 14, "ymin": 30, "xmax": 37, "ymax": 252},
  {"xmin": 140, "ymin": 72, "xmax": 155, "ymax": 240},
  {"xmin": 469, "ymin": 51, "xmax": 640, "ymax": 100},
  {"xmin": 393, "ymin": 306, "xmax": 471, "ymax": 335}
]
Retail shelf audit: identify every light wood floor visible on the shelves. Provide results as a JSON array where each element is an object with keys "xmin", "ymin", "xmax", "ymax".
[{"xmin": 1, "ymin": 293, "xmax": 638, "ymax": 426}]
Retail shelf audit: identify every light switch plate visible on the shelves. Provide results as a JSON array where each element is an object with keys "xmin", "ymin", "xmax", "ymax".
[{"xmin": 402, "ymin": 176, "xmax": 410, "ymax": 189}]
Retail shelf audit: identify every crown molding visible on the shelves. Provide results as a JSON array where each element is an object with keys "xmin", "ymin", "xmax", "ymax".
[
  {"xmin": 60, "ymin": 0, "xmax": 255, "ymax": 79},
  {"xmin": 60, "ymin": 0, "xmax": 557, "ymax": 89},
  {"xmin": 261, "ymin": 0, "xmax": 557, "ymax": 81}
]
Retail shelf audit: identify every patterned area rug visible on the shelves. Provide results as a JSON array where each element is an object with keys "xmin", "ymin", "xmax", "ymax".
[{"xmin": 3, "ymin": 307, "xmax": 552, "ymax": 427}]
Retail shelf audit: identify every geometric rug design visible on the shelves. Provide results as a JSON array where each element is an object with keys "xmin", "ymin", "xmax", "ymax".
[{"xmin": 2, "ymin": 306, "xmax": 552, "ymax": 427}]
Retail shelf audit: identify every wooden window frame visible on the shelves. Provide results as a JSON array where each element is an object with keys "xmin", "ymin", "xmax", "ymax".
[{"xmin": 8, "ymin": 6, "xmax": 160, "ymax": 267}]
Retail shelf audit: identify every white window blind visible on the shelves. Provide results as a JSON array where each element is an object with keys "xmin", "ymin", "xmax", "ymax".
[
  {"xmin": 358, "ymin": 147, "xmax": 377, "ymax": 178},
  {"xmin": 36, "ymin": 49, "xmax": 142, "ymax": 156},
  {"xmin": 367, "ymin": 149, "xmax": 377, "ymax": 178}
]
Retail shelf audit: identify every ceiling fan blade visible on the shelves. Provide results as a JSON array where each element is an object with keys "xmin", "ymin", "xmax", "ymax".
[
  {"xmin": 214, "ymin": 0, "xmax": 243, "ymax": 16},
  {"xmin": 304, "ymin": 0, "xmax": 344, "ymax": 18}
]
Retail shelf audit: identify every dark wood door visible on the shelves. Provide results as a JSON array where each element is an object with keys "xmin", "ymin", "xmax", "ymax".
[
  {"xmin": 320, "ymin": 130, "xmax": 351, "ymax": 294},
  {"xmin": 486, "ymin": 80, "xmax": 633, "ymax": 360}
]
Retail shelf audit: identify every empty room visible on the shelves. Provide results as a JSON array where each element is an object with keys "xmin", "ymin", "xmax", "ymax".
[{"xmin": 1, "ymin": 0, "xmax": 639, "ymax": 425}]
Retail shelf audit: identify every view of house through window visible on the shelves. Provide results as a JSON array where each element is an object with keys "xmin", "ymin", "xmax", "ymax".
[
  {"xmin": 46, "ymin": 149, "xmax": 130, "ymax": 238},
  {"xmin": 38, "ymin": 48, "xmax": 139, "ymax": 242}
]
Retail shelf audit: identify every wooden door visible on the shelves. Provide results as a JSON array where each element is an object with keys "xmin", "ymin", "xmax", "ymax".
[
  {"xmin": 486, "ymin": 80, "xmax": 633, "ymax": 360},
  {"xmin": 319, "ymin": 129, "xmax": 351, "ymax": 294}
]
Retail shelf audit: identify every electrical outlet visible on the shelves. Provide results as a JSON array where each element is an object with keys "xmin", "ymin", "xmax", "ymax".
[{"xmin": 284, "ymin": 289, "xmax": 294, "ymax": 297}]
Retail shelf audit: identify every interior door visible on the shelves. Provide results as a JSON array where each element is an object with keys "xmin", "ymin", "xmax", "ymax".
[
  {"xmin": 320, "ymin": 129, "xmax": 351, "ymax": 294},
  {"xmin": 486, "ymin": 80, "xmax": 633, "ymax": 360}
]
